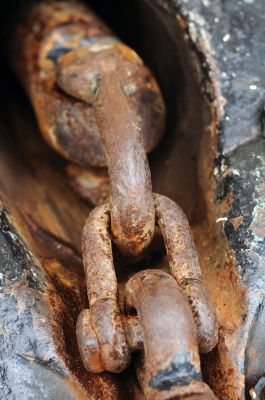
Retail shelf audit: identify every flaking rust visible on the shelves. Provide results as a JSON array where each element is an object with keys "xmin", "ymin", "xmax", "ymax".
[
  {"xmin": 10, "ymin": 0, "xmax": 166, "ymax": 256},
  {"xmin": 154, "ymin": 193, "xmax": 218, "ymax": 354},
  {"xmin": 10, "ymin": 1, "xmax": 165, "ymax": 167},
  {"xmin": 8, "ymin": 1, "xmax": 220, "ymax": 399},
  {"xmin": 125, "ymin": 270, "xmax": 216, "ymax": 400},
  {"xmin": 78, "ymin": 195, "xmax": 218, "ymax": 398}
]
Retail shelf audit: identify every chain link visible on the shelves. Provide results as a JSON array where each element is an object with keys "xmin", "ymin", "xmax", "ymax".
[
  {"xmin": 11, "ymin": 1, "xmax": 218, "ymax": 398},
  {"xmin": 77, "ymin": 195, "xmax": 217, "ymax": 398}
]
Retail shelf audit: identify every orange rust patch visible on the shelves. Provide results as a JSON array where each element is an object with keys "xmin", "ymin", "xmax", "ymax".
[{"xmin": 229, "ymin": 216, "xmax": 243, "ymax": 231}]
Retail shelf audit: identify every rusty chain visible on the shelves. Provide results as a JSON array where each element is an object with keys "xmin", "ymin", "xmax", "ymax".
[
  {"xmin": 11, "ymin": 0, "xmax": 164, "ymax": 256},
  {"xmin": 77, "ymin": 196, "xmax": 218, "ymax": 398},
  {"xmin": 11, "ymin": 1, "xmax": 218, "ymax": 399}
]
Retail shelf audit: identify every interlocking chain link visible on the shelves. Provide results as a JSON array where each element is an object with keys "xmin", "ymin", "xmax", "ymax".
[
  {"xmin": 11, "ymin": 0, "xmax": 165, "ymax": 256},
  {"xmin": 77, "ymin": 195, "xmax": 217, "ymax": 399},
  {"xmin": 11, "ymin": 1, "xmax": 218, "ymax": 399}
]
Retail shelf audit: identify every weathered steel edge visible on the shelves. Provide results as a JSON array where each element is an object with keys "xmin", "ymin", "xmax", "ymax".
[
  {"xmin": 163, "ymin": 0, "xmax": 265, "ymax": 154},
  {"xmin": 0, "ymin": 205, "xmax": 130, "ymax": 400},
  {"xmin": 0, "ymin": 208, "xmax": 71, "ymax": 399},
  {"xmin": 162, "ymin": 0, "xmax": 265, "ymax": 396},
  {"xmin": 1, "ymin": 0, "xmax": 265, "ymax": 397}
]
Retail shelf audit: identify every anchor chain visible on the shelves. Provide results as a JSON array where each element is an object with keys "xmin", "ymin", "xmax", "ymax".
[
  {"xmin": 77, "ymin": 195, "xmax": 218, "ymax": 399},
  {"xmin": 10, "ymin": 1, "xmax": 218, "ymax": 398}
]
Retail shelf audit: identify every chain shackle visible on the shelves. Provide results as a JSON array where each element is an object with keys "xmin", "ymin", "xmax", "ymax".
[
  {"xmin": 78, "ymin": 195, "xmax": 218, "ymax": 385},
  {"xmin": 77, "ymin": 269, "xmax": 217, "ymax": 400},
  {"xmin": 125, "ymin": 269, "xmax": 217, "ymax": 400}
]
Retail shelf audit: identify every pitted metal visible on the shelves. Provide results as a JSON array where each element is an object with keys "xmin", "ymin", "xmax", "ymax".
[
  {"xmin": 10, "ymin": 1, "xmax": 165, "ymax": 167},
  {"xmin": 10, "ymin": 1, "xmax": 218, "ymax": 397},
  {"xmin": 78, "ymin": 195, "xmax": 218, "ymax": 398},
  {"xmin": 77, "ymin": 267, "xmax": 217, "ymax": 399},
  {"xmin": 58, "ymin": 46, "xmax": 157, "ymax": 256},
  {"xmin": 10, "ymin": 0, "xmax": 165, "ymax": 256},
  {"xmin": 80, "ymin": 202, "xmax": 130, "ymax": 373},
  {"xmin": 154, "ymin": 193, "xmax": 218, "ymax": 353},
  {"xmin": 125, "ymin": 269, "xmax": 217, "ymax": 400}
]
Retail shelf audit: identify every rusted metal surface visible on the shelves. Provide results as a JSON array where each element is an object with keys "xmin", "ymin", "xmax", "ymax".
[
  {"xmin": 125, "ymin": 269, "xmax": 217, "ymax": 400},
  {"xmin": 10, "ymin": 1, "xmax": 165, "ymax": 168},
  {"xmin": 10, "ymin": 0, "xmax": 165, "ymax": 256},
  {"xmin": 77, "ymin": 310, "xmax": 142, "ymax": 373},
  {"xmin": 94, "ymin": 73, "xmax": 154, "ymax": 256},
  {"xmin": 60, "ymin": 52, "xmax": 156, "ymax": 254},
  {"xmin": 80, "ymin": 202, "xmax": 130, "ymax": 372},
  {"xmin": 79, "ymin": 194, "xmax": 218, "ymax": 398},
  {"xmin": 154, "ymin": 193, "xmax": 218, "ymax": 353},
  {"xmin": 0, "ymin": 125, "xmax": 130, "ymax": 399},
  {"xmin": 66, "ymin": 164, "xmax": 109, "ymax": 206},
  {"xmin": 77, "ymin": 262, "xmax": 217, "ymax": 398},
  {"xmin": 122, "ymin": 315, "xmax": 143, "ymax": 352},
  {"xmin": 76, "ymin": 309, "xmax": 105, "ymax": 373},
  {"xmin": 2, "ymin": 3, "xmax": 226, "ymax": 399}
]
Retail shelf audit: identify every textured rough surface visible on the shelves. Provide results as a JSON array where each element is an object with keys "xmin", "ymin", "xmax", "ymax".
[
  {"xmin": 79, "ymin": 192, "xmax": 217, "ymax": 396},
  {"xmin": 0, "ymin": 209, "xmax": 129, "ymax": 400},
  {"xmin": 224, "ymin": 140, "xmax": 265, "ymax": 395},
  {"xmin": 81, "ymin": 202, "xmax": 131, "ymax": 373},
  {"xmin": 125, "ymin": 269, "xmax": 216, "ymax": 400},
  {"xmin": 9, "ymin": 1, "xmax": 165, "ymax": 167},
  {"xmin": 160, "ymin": 0, "xmax": 265, "ymax": 154},
  {"xmin": 164, "ymin": 2, "xmax": 265, "ymax": 397},
  {"xmin": 0, "ymin": 60, "xmax": 132, "ymax": 398},
  {"xmin": 142, "ymin": 1, "xmax": 265, "ymax": 398},
  {"xmin": 9, "ymin": 0, "xmax": 166, "ymax": 256},
  {"xmin": 154, "ymin": 193, "xmax": 218, "ymax": 354},
  {"xmin": 1, "ymin": 0, "xmax": 265, "ymax": 399}
]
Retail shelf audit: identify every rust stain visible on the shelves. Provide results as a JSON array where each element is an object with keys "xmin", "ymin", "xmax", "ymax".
[
  {"xmin": 10, "ymin": 0, "xmax": 166, "ymax": 257},
  {"xmin": 10, "ymin": 1, "xmax": 165, "ymax": 168},
  {"xmin": 154, "ymin": 193, "xmax": 218, "ymax": 353},
  {"xmin": 229, "ymin": 216, "xmax": 243, "ymax": 231}
]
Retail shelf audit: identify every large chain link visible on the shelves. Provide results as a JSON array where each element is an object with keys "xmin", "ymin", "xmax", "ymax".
[
  {"xmin": 11, "ymin": 1, "xmax": 218, "ymax": 399},
  {"xmin": 77, "ymin": 194, "xmax": 218, "ymax": 399}
]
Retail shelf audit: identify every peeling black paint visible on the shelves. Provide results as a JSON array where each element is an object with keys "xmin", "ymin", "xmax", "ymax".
[{"xmin": 149, "ymin": 351, "xmax": 202, "ymax": 391}]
